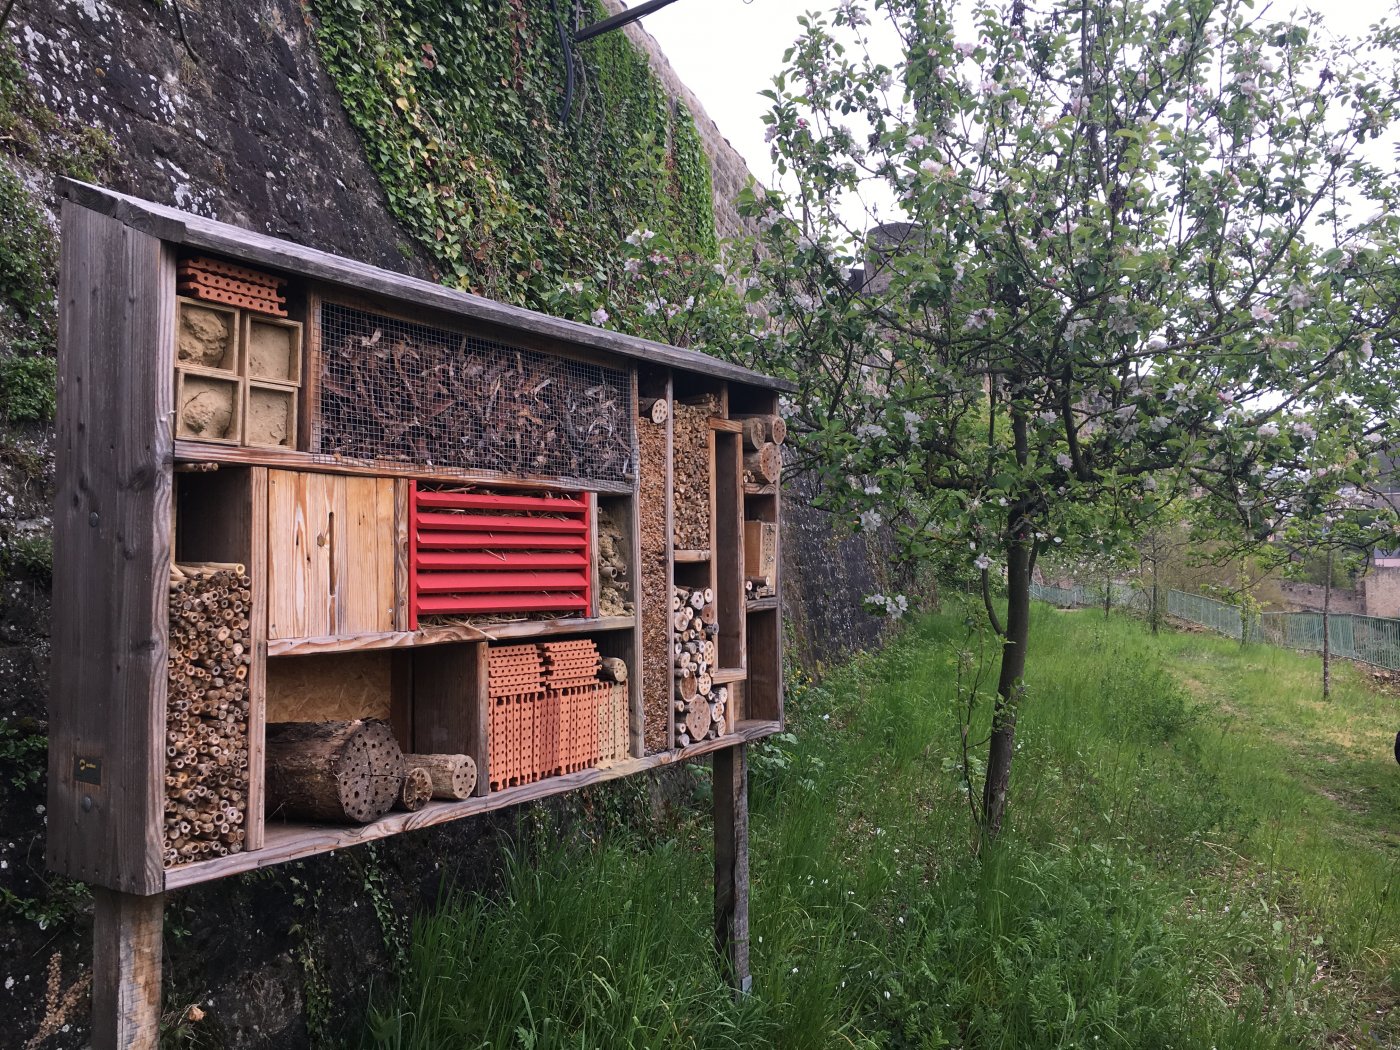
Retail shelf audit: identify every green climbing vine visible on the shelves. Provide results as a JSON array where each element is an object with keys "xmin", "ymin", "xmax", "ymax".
[{"xmin": 310, "ymin": 0, "xmax": 718, "ymax": 308}]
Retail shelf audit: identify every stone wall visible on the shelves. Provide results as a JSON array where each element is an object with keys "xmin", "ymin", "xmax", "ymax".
[
  {"xmin": 1277, "ymin": 580, "xmax": 1365, "ymax": 616},
  {"xmin": 1363, "ymin": 565, "xmax": 1400, "ymax": 619},
  {"xmin": 0, "ymin": 3, "xmax": 894, "ymax": 1047}
]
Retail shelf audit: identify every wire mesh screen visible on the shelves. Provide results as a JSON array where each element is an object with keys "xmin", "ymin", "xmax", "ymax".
[{"xmin": 316, "ymin": 302, "xmax": 635, "ymax": 483}]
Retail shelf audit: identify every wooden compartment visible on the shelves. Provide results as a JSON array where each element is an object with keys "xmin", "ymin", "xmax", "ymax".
[
  {"xmin": 244, "ymin": 314, "xmax": 303, "ymax": 382},
  {"xmin": 408, "ymin": 485, "xmax": 593, "ymax": 626},
  {"xmin": 266, "ymin": 652, "xmax": 394, "ymax": 723},
  {"xmin": 245, "ymin": 383, "xmax": 298, "ymax": 449},
  {"xmin": 176, "ymin": 371, "xmax": 243, "ymax": 444},
  {"xmin": 714, "ymin": 429, "xmax": 745, "ymax": 669},
  {"xmin": 266, "ymin": 471, "xmax": 397, "ymax": 640},
  {"xmin": 171, "ymin": 468, "xmax": 269, "ymax": 863},
  {"xmin": 176, "ymin": 297, "xmax": 240, "ymax": 373}
]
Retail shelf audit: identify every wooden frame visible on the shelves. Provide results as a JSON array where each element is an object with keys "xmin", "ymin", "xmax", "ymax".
[{"xmin": 51, "ymin": 182, "xmax": 794, "ymax": 1045}]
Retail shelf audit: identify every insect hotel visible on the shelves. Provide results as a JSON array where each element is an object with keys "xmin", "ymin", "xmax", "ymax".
[{"xmin": 48, "ymin": 180, "xmax": 789, "ymax": 1047}]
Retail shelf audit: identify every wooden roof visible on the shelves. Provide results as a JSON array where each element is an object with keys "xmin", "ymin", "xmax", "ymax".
[{"xmin": 59, "ymin": 178, "xmax": 796, "ymax": 393}]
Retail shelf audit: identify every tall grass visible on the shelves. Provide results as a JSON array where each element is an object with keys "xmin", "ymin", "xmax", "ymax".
[{"xmin": 364, "ymin": 608, "xmax": 1398, "ymax": 1049}]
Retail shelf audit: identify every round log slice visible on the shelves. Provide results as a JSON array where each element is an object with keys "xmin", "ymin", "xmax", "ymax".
[{"xmin": 685, "ymin": 698, "xmax": 710, "ymax": 741}]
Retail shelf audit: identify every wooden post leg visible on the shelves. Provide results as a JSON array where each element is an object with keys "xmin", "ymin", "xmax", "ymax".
[
  {"xmin": 93, "ymin": 889, "xmax": 163, "ymax": 1050},
  {"xmin": 714, "ymin": 743, "xmax": 751, "ymax": 995}
]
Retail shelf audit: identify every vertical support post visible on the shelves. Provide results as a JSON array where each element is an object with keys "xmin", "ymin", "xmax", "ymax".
[
  {"xmin": 92, "ymin": 889, "xmax": 163, "ymax": 1050},
  {"xmin": 713, "ymin": 742, "xmax": 751, "ymax": 994}
]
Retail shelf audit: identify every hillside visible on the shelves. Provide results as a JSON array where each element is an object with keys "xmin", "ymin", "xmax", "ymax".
[{"xmin": 364, "ymin": 606, "xmax": 1400, "ymax": 1048}]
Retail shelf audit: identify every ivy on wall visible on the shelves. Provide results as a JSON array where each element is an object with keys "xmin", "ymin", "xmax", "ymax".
[{"xmin": 311, "ymin": 0, "xmax": 718, "ymax": 307}]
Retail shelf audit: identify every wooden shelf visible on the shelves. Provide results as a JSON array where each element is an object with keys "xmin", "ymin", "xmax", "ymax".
[
  {"xmin": 268, "ymin": 615, "xmax": 637, "ymax": 656},
  {"xmin": 163, "ymin": 720, "xmax": 783, "ymax": 890},
  {"xmin": 673, "ymin": 548, "xmax": 711, "ymax": 563},
  {"xmin": 173, "ymin": 440, "xmax": 634, "ymax": 495},
  {"xmin": 743, "ymin": 483, "xmax": 776, "ymax": 497},
  {"xmin": 710, "ymin": 667, "xmax": 746, "ymax": 685},
  {"xmin": 746, "ymin": 597, "xmax": 778, "ymax": 612}
]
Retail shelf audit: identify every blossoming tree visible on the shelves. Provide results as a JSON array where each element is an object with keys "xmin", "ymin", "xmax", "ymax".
[{"xmin": 746, "ymin": 0, "xmax": 1400, "ymax": 836}]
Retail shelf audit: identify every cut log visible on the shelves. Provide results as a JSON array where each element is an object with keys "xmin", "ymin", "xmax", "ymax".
[
  {"xmin": 743, "ymin": 443, "xmax": 781, "ymax": 484},
  {"xmin": 640, "ymin": 397, "xmax": 670, "ymax": 425},
  {"xmin": 685, "ymin": 698, "xmax": 711, "ymax": 741},
  {"xmin": 599, "ymin": 657, "xmax": 628, "ymax": 683},
  {"xmin": 738, "ymin": 414, "xmax": 786, "ymax": 447},
  {"xmin": 677, "ymin": 671, "xmax": 698, "ymax": 701},
  {"xmin": 265, "ymin": 720, "xmax": 405, "ymax": 823},
  {"xmin": 397, "ymin": 767, "xmax": 433, "ymax": 812},
  {"xmin": 402, "ymin": 753, "xmax": 477, "ymax": 800}
]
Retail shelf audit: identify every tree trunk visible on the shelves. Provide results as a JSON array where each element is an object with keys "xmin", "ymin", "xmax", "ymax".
[
  {"xmin": 982, "ymin": 539, "xmax": 1032, "ymax": 840},
  {"xmin": 1150, "ymin": 541, "xmax": 1161, "ymax": 636},
  {"xmin": 1323, "ymin": 548, "xmax": 1332, "ymax": 700},
  {"xmin": 1103, "ymin": 572, "xmax": 1111, "ymax": 619}
]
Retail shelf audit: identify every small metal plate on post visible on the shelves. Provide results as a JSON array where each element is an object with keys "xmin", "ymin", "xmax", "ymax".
[{"xmin": 73, "ymin": 754, "xmax": 103, "ymax": 786}]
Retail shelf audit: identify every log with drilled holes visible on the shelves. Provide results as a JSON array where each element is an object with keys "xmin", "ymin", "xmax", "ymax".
[
  {"xmin": 397, "ymin": 767, "xmax": 433, "ymax": 812},
  {"xmin": 738, "ymin": 414, "xmax": 786, "ymax": 450},
  {"xmin": 264, "ymin": 720, "xmax": 406, "ymax": 823},
  {"xmin": 401, "ymin": 753, "xmax": 478, "ymax": 800},
  {"xmin": 164, "ymin": 565, "xmax": 253, "ymax": 867},
  {"xmin": 743, "ymin": 442, "xmax": 781, "ymax": 485}
]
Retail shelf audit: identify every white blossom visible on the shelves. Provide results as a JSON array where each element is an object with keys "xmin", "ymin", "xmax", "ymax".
[{"xmin": 590, "ymin": 307, "xmax": 610, "ymax": 325}]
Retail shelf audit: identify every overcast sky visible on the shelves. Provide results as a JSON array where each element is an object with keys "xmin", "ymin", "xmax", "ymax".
[{"xmin": 635, "ymin": 0, "xmax": 1397, "ymax": 192}]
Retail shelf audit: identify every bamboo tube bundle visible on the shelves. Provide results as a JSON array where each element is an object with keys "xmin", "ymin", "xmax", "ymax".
[
  {"xmin": 164, "ymin": 564, "xmax": 254, "ymax": 867},
  {"xmin": 672, "ymin": 395, "xmax": 718, "ymax": 549}
]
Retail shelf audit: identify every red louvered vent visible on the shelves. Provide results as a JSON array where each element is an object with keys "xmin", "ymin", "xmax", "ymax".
[{"xmin": 409, "ymin": 484, "xmax": 592, "ymax": 628}]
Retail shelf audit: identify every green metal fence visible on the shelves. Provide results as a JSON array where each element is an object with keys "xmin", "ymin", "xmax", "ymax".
[
  {"xmin": 1032, "ymin": 580, "xmax": 1400, "ymax": 671},
  {"xmin": 1167, "ymin": 589, "xmax": 1244, "ymax": 640}
]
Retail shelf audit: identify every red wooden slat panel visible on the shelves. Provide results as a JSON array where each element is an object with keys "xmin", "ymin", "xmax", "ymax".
[
  {"xmin": 415, "ymin": 571, "xmax": 590, "ymax": 593},
  {"xmin": 416, "ymin": 511, "xmax": 587, "ymax": 533},
  {"xmin": 415, "ymin": 531, "xmax": 587, "ymax": 551},
  {"xmin": 415, "ymin": 551, "xmax": 587, "ymax": 571},
  {"xmin": 416, "ymin": 492, "xmax": 588, "ymax": 513},
  {"xmin": 416, "ymin": 593, "xmax": 589, "ymax": 614}
]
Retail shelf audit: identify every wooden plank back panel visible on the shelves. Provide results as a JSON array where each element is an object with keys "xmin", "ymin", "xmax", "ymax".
[
  {"xmin": 412, "ymin": 642, "xmax": 489, "ymax": 798},
  {"xmin": 48, "ymin": 203, "xmax": 173, "ymax": 895},
  {"xmin": 267, "ymin": 471, "xmax": 394, "ymax": 639}
]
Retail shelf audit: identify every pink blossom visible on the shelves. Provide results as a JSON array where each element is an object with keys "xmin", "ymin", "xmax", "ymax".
[
  {"xmin": 591, "ymin": 307, "xmax": 610, "ymax": 325},
  {"xmin": 908, "ymin": 133, "xmax": 928, "ymax": 150}
]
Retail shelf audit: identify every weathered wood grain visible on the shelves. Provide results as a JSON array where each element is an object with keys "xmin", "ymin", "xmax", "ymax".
[
  {"xmin": 264, "ymin": 615, "xmax": 635, "ymax": 656},
  {"xmin": 164, "ymin": 719, "xmax": 780, "ymax": 889},
  {"xmin": 714, "ymin": 744, "xmax": 752, "ymax": 995},
  {"xmin": 48, "ymin": 203, "xmax": 173, "ymax": 895},
  {"xmin": 411, "ymin": 643, "xmax": 489, "ymax": 799},
  {"xmin": 174, "ymin": 440, "xmax": 635, "ymax": 495},
  {"xmin": 266, "ymin": 471, "xmax": 394, "ymax": 639},
  {"xmin": 93, "ymin": 889, "xmax": 164, "ymax": 1050},
  {"xmin": 59, "ymin": 179, "xmax": 795, "ymax": 393}
]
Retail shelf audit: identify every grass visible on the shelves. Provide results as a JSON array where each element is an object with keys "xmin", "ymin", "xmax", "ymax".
[{"xmin": 362, "ymin": 606, "xmax": 1399, "ymax": 1049}]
